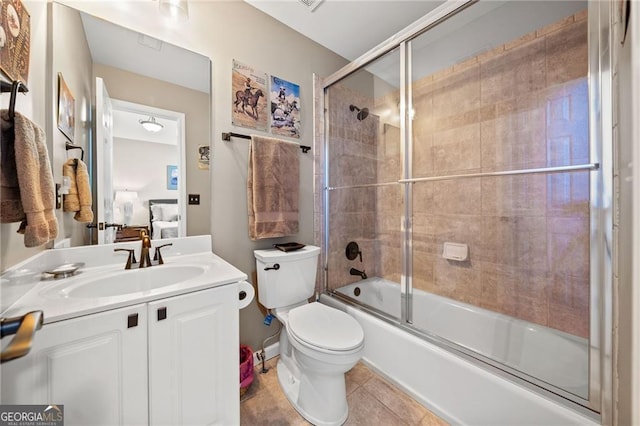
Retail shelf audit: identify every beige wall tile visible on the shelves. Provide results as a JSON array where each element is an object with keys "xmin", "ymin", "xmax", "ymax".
[
  {"xmin": 546, "ymin": 20, "xmax": 588, "ymax": 86},
  {"xmin": 432, "ymin": 178, "xmax": 482, "ymax": 216},
  {"xmin": 479, "ymin": 216, "xmax": 548, "ymax": 271},
  {"xmin": 480, "ymin": 106, "xmax": 546, "ymax": 170},
  {"xmin": 480, "ymin": 38, "xmax": 545, "ymax": 106},
  {"xmin": 412, "ymin": 212, "xmax": 437, "ymax": 255},
  {"xmin": 413, "ymin": 253, "xmax": 436, "ymax": 292},
  {"xmin": 432, "ymin": 123, "xmax": 481, "ymax": 173},
  {"xmin": 433, "ymin": 257, "xmax": 482, "ymax": 304},
  {"xmin": 548, "ymin": 299, "xmax": 589, "ymax": 338},
  {"xmin": 432, "ymin": 65, "xmax": 480, "ymax": 121},
  {"xmin": 547, "ymin": 216, "xmax": 590, "ymax": 275},
  {"xmin": 479, "ymin": 262, "xmax": 549, "ymax": 325},
  {"xmin": 481, "ymin": 174, "xmax": 547, "ymax": 216},
  {"xmin": 546, "ymin": 171, "xmax": 590, "ymax": 217}
]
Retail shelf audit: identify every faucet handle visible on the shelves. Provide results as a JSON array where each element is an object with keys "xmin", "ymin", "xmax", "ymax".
[
  {"xmin": 114, "ymin": 248, "xmax": 137, "ymax": 269},
  {"xmin": 153, "ymin": 243, "xmax": 173, "ymax": 265}
]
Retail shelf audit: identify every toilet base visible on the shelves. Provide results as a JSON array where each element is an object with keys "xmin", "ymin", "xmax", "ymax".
[{"xmin": 276, "ymin": 357, "xmax": 349, "ymax": 426}]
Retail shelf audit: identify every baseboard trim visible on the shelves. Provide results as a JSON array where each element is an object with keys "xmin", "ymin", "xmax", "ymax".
[{"xmin": 252, "ymin": 342, "xmax": 280, "ymax": 366}]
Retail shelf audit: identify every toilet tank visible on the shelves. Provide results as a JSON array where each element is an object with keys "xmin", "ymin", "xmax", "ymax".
[{"xmin": 254, "ymin": 245, "xmax": 321, "ymax": 309}]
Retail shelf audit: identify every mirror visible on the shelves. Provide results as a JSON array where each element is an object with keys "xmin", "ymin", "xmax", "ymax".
[{"xmin": 49, "ymin": 2, "xmax": 211, "ymax": 247}]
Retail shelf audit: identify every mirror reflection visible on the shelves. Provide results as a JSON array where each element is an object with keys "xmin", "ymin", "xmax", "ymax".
[{"xmin": 50, "ymin": 2, "xmax": 211, "ymax": 247}]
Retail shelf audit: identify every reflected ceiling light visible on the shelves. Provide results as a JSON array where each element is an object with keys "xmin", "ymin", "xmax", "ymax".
[
  {"xmin": 139, "ymin": 116, "xmax": 164, "ymax": 133},
  {"xmin": 159, "ymin": 0, "xmax": 189, "ymax": 21}
]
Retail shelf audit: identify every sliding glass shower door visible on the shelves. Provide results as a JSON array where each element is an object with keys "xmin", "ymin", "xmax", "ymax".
[
  {"xmin": 405, "ymin": 1, "xmax": 593, "ymax": 402},
  {"xmin": 324, "ymin": 48, "xmax": 403, "ymax": 320},
  {"xmin": 323, "ymin": 0, "xmax": 608, "ymax": 414}
]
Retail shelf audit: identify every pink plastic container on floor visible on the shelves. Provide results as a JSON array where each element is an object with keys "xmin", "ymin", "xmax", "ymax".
[{"xmin": 240, "ymin": 345, "xmax": 254, "ymax": 396}]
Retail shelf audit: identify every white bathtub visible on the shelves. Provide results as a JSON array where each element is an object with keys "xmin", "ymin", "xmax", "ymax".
[{"xmin": 320, "ymin": 277, "xmax": 597, "ymax": 425}]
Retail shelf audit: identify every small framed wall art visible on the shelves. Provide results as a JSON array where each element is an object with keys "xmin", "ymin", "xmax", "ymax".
[
  {"xmin": 0, "ymin": 0, "xmax": 31, "ymax": 84},
  {"xmin": 57, "ymin": 73, "xmax": 75, "ymax": 141},
  {"xmin": 167, "ymin": 165, "xmax": 178, "ymax": 190}
]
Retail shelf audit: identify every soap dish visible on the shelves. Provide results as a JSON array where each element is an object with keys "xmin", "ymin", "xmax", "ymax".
[
  {"xmin": 273, "ymin": 242, "xmax": 306, "ymax": 252},
  {"xmin": 44, "ymin": 262, "xmax": 85, "ymax": 279}
]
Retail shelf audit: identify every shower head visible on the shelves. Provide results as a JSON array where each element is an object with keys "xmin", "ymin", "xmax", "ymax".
[{"xmin": 349, "ymin": 104, "xmax": 369, "ymax": 121}]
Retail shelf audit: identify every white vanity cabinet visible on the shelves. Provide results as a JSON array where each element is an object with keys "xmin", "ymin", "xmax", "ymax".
[
  {"xmin": 148, "ymin": 283, "xmax": 239, "ymax": 425},
  {"xmin": 1, "ymin": 303, "xmax": 149, "ymax": 425},
  {"xmin": 1, "ymin": 283, "xmax": 240, "ymax": 425}
]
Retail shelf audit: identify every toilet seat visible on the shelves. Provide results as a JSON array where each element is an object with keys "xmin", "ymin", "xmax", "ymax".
[{"xmin": 287, "ymin": 303, "xmax": 364, "ymax": 353}]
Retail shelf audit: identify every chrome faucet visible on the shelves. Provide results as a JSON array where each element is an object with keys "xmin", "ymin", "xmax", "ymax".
[
  {"xmin": 138, "ymin": 230, "xmax": 153, "ymax": 268},
  {"xmin": 350, "ymin": 267, "xmax": 367, "ymax": 280}
]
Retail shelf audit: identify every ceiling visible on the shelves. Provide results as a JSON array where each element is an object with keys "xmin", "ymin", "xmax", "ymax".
[
  {"xmin": 244, "ymin": 0, "xmax": 445, "ymax": 61},
  {"xmin": 81, "ymin": 11, "xmax": 210, "ymax": 94}
]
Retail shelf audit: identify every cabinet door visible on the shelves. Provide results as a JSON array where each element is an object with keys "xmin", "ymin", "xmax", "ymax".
[
  {"xmin": 1, "ymin": 305, "xmax": 148, "ymax": 426},
  {"xmin": 148, "ymin": 284, "xmax": 239, "ymax": 425}
]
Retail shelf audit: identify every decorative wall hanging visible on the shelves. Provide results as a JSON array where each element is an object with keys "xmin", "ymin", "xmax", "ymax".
[
  {"xmin": 166, "ymin": 165, "xmax": 178, "ymax": 190},
  {"xmin": 232, "ymin": 59, "xmax": 267, "ymax": 131},
  {"xmin": 57, "ymin": 73, "xmax": 75, "ymax": 142},
  {"xmin": 0, "ymin": 0, "xmax": 30, "ymax": 84},
  {"xmin": 270, "ymin": 75, "xmax": 300, "ymax": 139},
  {"xmin": 197, "ymin": 144, "xmax": 210, "ymax": 170}
]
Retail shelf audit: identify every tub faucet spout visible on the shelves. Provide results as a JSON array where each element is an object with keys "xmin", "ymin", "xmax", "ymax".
[{"xmin": 350, "ymin": 268, "xmax": 367, "ymax": 280}]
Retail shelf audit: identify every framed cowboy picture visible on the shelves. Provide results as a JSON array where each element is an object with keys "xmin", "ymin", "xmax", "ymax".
[{"xmin": 232, "ymin": 59, "xmax": 267, "ymax": 131}]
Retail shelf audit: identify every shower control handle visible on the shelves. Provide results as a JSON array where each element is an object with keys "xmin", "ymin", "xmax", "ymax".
[{"xmin": 264, "ymin": 263, "xmax": 280, "ymax": 271}]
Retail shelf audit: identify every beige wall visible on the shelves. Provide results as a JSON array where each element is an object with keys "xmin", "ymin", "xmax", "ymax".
[
  {"xmin": 50, "ymin": 2, "xmax": 94, "ymax": 248},
  {"xmin": 94, "ymin": 64, "xmax": 210, "ymax": 238}
]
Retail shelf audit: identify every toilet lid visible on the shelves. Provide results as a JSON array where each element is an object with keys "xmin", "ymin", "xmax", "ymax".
[{"xmin": 288, "ymin": 303, "xmax": 364, "ymax": 352}]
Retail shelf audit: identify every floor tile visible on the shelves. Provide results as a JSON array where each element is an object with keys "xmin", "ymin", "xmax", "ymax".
[
  {"xmin": 345, "ymin": 362, "xmax": 375, "ymax": 395},
  {"xmin": 344, "ymin": 387, "xmax": 406, "ymax": 426},
  {"xmin": 362, "ymin": 375, "xmax": 431, "ymax": 425},
  {"xmin": 240, "ymin": 357, "xmax": 448, "ymax": 426}
]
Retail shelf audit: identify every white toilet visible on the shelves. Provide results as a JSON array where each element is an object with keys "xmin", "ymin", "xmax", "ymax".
[{"xmin": 254, "ymin": 245, "xmax": 364, "ymax": 426}]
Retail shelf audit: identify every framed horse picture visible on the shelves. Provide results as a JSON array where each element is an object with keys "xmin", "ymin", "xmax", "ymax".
[
  {"xmin": 232, "ymin": 59, "xmax": 267, "ymax": 131},
  {"xmin": 270, "ymin": 75, "xmax": 300, "ymax": 139}
]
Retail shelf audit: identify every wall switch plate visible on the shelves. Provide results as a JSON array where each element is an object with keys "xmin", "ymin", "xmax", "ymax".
[
  {"xmin": 188, "ymin": 194, "xmax": 200, "ymax": 205},
  {"xmin": 55, "ymin": 183, "xmax": 62, "ymax": 209}
]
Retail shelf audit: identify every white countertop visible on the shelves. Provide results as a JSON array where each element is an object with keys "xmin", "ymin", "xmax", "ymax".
[{"xmin": 1, "ymin": 236, "xmax": 247, "ymax": 324}]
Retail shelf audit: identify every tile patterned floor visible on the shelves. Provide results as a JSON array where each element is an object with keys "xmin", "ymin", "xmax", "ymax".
[{"xmin": 240, "ymin": 357, "xmax": 449, "ymax": 426}]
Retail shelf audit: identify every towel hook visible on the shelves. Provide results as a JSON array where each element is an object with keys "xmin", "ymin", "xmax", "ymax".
[
  {"xmin": 8, "ymin": 81, "xmax": 24, "ymax": 120},
  {"xmin": 65, "ymin": 142, "xmax": 84, "ymax": 161}
]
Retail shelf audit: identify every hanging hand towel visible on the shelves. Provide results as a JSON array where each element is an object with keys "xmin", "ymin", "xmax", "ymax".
[
  {"xmin": 0, "ymin": 110, "xmax": 58, "ymax": 247},
  {"xmin": 63, "ymin": 158, "xmax": 93, "ymax": 222},
  {"xmin": 62, "ymin": 159, "xmax": 79, "ymax": 212},
  {"xmin": 247, "ymin": 135, "xmax": 299, "ymax": 240}
]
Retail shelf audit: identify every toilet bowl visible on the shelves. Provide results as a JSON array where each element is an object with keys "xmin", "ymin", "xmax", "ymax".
[
  {"xmin": 274, "ymin": 302, "xmax": 364, "ymax": 426},
  {"xmin": 254, "ymin": 245, "xmax": 364, "ymax": 425}
]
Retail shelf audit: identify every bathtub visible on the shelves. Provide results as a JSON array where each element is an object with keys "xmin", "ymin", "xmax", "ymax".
[{"xmin": 320, "ymin": 277, "xmax": 597, "ymax": 425}]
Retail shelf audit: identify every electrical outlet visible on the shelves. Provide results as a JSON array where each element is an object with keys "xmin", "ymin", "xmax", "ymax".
[{"xmin": 188, "ymin": 194, "xmax": 200, "ymax": 205}]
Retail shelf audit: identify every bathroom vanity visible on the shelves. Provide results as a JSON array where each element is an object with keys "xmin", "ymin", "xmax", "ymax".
[{"xmin": 0, "ymin": 236, "xmax": 246, "ymax": 425}]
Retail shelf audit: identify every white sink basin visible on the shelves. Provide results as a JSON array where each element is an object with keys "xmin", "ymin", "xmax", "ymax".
[{"xmin": 42, "ymin": 265, "xmax": 207, "ymax": 299}]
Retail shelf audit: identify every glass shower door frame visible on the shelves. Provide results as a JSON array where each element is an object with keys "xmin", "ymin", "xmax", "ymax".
[{"xmin": 321, "ymin": 0, "xmax": 612, "ymax": 419}]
